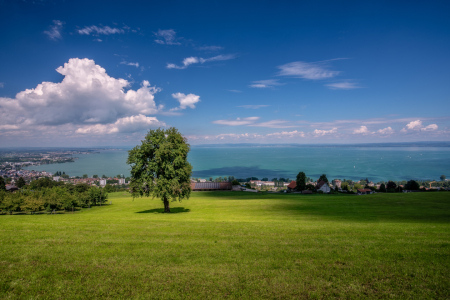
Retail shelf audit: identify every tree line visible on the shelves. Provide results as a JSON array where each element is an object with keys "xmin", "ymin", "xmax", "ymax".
[{"xmin": 0, "ymin": 177, "xmax": 108, "ymax": 215}]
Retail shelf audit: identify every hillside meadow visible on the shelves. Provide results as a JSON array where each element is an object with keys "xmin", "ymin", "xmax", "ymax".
[{"xmin": 0, "ymin": 191, "xmax": 449, "ymax": 299}]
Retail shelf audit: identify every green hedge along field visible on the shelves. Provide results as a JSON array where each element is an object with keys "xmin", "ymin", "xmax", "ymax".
[{"xmin": 1, "ymin": 191, "xmax": 449, "ymax": 299}]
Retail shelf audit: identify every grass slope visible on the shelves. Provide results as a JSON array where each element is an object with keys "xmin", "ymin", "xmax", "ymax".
[{"xmin": 1, "ymin": 192, "xmax": 449, "ymax": 299}]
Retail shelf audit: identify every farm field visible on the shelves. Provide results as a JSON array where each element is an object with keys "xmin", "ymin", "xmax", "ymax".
[{"xmin": 1, "ymin": 191, "xmax": 449, "ymax": 299}]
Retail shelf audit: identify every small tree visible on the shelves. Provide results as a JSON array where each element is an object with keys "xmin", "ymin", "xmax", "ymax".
[
  {"xmin": 379, "ymin": 183, "xmax": 387, "ymax": 193},
  {"xmin": 16, "ymin": 177, "xmax": 26, "ymax": 188},
  {"xmin": 440, "ymin": 175, "xmax": 446, "ymax": 181},
  {"xmin": 318, "ymin": 174, "xmax": 328, "ymax": 183},
  {"xmin": 405, "ymin": 180, "xmax": 420, "ymax": 190},
  {"xmin": 296, "ymin": 172, "xmax": 306, "ymax": 191},
  {"xmin": 231, "ymin": 179, "xmax": 240, "ymax": 186},
  {"xmin": 93, "ymin": 175, "xmax": 98, "ymax": 179},
  {"xmin": 0, "ymin": 176, "xmax": 6, "ymax": 191},
  {"xmin": 127, "ymin": 127, "xmax": 192, "ymax": 213},
  {"xmin": 386, "ymin": 181, "xmax": 397, "ymax": 190}
]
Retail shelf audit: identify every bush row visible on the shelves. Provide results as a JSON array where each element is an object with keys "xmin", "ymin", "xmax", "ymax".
[{"xmin": 0, "ymin": 183, "xmax": 108, "ymax": 215}]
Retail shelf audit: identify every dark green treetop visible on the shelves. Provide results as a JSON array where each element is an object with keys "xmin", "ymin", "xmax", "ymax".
[
  {"xmin": 318, "ymin": 174, "xmax": 328, "ymax": 183},
  {"xmin": 127, "ymin": 127, "xmax": 192, "ymax": 213},
  {"xmin": 296, "ymin": 171, "xmax": 306, "ymax": 191}
]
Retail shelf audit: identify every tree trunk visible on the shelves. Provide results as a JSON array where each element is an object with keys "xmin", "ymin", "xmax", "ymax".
[{"xmin": 163, "ymin": 198, "xmax": 171, "ymax": 213}]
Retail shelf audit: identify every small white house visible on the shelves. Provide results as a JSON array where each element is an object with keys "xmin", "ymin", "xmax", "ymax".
[
  {"xmin": 100, "ymin": 179, "xmax": 107, "ymax": 186},
  {"xmin": 316, "ymin": 181, "xmax": 331, "ymax": 193},
  {"xmin": 118, "ymin": 178, "xmax": 125, "ymax": 184}
]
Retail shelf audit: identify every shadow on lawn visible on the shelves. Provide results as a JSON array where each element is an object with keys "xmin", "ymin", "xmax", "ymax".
[{"xmin": 136, "ymin": 207, "xmax": 190, "ymax": 214}]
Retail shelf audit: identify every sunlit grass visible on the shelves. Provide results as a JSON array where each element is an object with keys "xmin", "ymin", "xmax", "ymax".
[{"xmin": 1, "ymin": 191, "xmax": 449, "ymax": 299}]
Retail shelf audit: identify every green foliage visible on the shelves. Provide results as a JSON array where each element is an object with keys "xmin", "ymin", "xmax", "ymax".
[
  {"xmin": 386, "ymin": 181, "xmax": 397, "ymax": 191},
  {"xmin": 296, "ymin": 171, "xmax": 306, "ymax": 191},
  {"xmin": 245, "ymin": 183, "xmax": 251, "ymax": 189},
  {"xmin": 231, "ymin": 179, "xmax": 240, "ymax": 186},
  {"xmin": 318, "ymin": 174, "xmax": 329, "ymax": 183},
  {"xmin": 0, "ymin": 176, "xmax": 5, "ymax": 191},
  {"xmin": 305, "ymin": 183, "xmax": 315, "ymax": 191},
  {"xmin": 28, "ymin": 177, "xmax": 63, "ymax": 190},
  {"xmin": 93, "ymin": 175, "xmax": 98, "ymax": 178},
  {"xmin": 16, "ymin": 177, "xmax": 26, "ymax": 188},
  {"xmin": 104, "ymin": 184, "xmax": 116, "ymax": 193},
  {"xmin": 82, "ymin": 174, "xmax": 88, "ymax": 179},
  {"xmin": 127, "ymin": 127, "xmax": 192, "ymax": 213},
  {"xmin": 61, "ymin": 174, "xmax": 69, "ymax": 179},
  {"xmin": 380, "ymin": 183, "xmax": 387, "ymax": 192},
  {"xmin": 405, "ymin": 180, "xmax": 420, "ymax": 190},
  {"xmin": 440, "ymin": 175, "xmax": 446, "ymax": 181}
]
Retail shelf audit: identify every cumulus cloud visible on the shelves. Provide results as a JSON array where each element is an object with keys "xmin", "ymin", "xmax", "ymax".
[
  {"xmin": 353, "ymin": 126, "xmax": 370, "ymax": 134},
  {"xmin": 171, "ymin": 93, "xmax": 201, "ymax": 110},
  {"xmin": 313, "ymin": 128, "xmax": 338, "ymax": 136},
  {"xmin": 44, "ymin": 20, "xmax": 64, "ymax": 40},
  {"xmin": 326, "ymin": 81, "xmax": 361, "ymax": 90},
  {"xmin": 377, "ymin": 127, "xmax": 394, "ymax": 135},
  {"xmin": 0, "ymin": 82, "xmax": 4, "ymax": 88},
  {"xmin": 212, "ymin": 117, "xmax": 260, "ymax": 126},
  {"xmin": 277, "ymin": 61, "xmax": 340, "ymax": 80},
  {"xmin": 249, "ymin": 79, "xmax": 283, "ymax": 88},
  {"xmin": 167, "ymin": 54, "xmax": 236, "ymax": 69},
  {"xmin": 0, "ymin": 58, "xmax": 165, "ymax": 136},
  {"xmin": 76, "ymin": 114, "xmax": 165, "ymax": 134},
  {"xmin": 402, "ymin": 120, "xmax": 438, "ymax": 132},
  {"xmin": 77, "ymin": 25, "xmax": 124, "ymax": 35},
  {"xmin": 120, "ymin": 61, "xmax": 139, "ymax": 67},
  {"xmin": 154, "ymin": 29, "xmax": 181, "ymax": 45}
]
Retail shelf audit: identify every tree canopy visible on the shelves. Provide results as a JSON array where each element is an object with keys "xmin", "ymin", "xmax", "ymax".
[
  {"xmin": 318, "ymin": 174, "xmax": 328, "ymax": 183},
  {"xmin": 127, "ymin": 127, "xmax": 192, "ymax": 213},
  {"xmin": 296, "ymin": 172, "xmax": 306, "ymax": 191}
]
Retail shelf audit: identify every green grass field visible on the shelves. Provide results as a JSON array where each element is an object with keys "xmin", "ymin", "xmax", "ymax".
[{"xmin": 1, "ymin": 191, "xmax": 449, "ymax": 299}]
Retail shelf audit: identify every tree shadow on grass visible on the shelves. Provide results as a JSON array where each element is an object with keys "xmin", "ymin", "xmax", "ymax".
[{"xmin": 136, "ymin": 207, "xmax": 190, "ymax": 214}]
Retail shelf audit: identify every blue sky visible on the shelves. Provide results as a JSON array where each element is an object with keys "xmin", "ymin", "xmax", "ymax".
[{"xmin": 0, "ymin": 0, "xmax": 449, "ymax": 146}]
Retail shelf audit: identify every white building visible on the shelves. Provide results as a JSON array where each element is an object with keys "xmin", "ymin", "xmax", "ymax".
[
  {"xmin": 100, "ymin": 179, "xmax": 107, "ymax": 186},
  {"xmin": 118, "ymin": 178, "xmax": 125, "ymax": 184}
]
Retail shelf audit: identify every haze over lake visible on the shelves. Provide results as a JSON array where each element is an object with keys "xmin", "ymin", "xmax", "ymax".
[{"xmin": 23, "ymin": 146, "xmax": 450, "ymax": 182}]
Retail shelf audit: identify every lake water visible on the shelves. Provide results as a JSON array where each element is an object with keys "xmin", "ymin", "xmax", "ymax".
[{"xmin": 23, "ymin": 146, "xmax": 450, "ymax": 182}]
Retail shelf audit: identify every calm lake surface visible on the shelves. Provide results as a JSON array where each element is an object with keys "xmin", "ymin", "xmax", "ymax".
[{"xmin": 24, "ymin": 146, "xmax": 450, "ymax": 182}]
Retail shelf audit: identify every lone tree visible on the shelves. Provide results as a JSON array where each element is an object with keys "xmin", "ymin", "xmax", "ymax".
[
  {"xmin": 127, "ymin": 127, "xmax": 192, "ymax": 213},
  {"xmin": 440, "ymin": 175, "xmax": 446, "ymax": 181},
  {"xmin": 296, "ymin": 171, "xmax": 306, "ymax": 191},
  {"xmin": 318, "ymin": 174, "xmax": 329, "ymax": 183}
]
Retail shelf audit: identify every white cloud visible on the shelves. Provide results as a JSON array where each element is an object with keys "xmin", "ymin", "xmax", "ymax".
[
  {"xmin": 238, "ymin": 105, "xmax": 269, "ymax": 109},
  {"xmin": 228, "ymin": 90, "xmax": 242, "ymax": 93},
  {"xmin": 77, "ymin": 25, "xmax": 124, "ymax": 35},
  {"xmin": 171, "ymin": 93, "xmax": 200, "ymax": 110},
  {"xmin": 167, "ymin": 54, "xmax": 236, "ymax": 69},
  {"xmin": 313, "ymin": 128, "xmax": 338, "ymax": 136},
  {"xmin": 402, "ymin": 120, "xmax": 438, "ymax": 132},
  {"xmin": 212, "ymin": 117, "xmax": 260, "ymax": 126},
  {"xmin": 44, "ymin": 20, "xmax": 64, "ymax": 40},
  {"xmin": 406, "ymin": 120, "xmax": 423, "ymax": 130},
  {"xmin": 353, "ymin": 126, "xmax": 370, "ymax": 134},
  {"xmin": 266, "ymin": 130, "xmax": 305, "ymax": 138},
  {"xmin": 154, "ymin": 29, "xmax": 181, "ymax": 45},
  {"xmin": 120, "ymin": 61, "xmax": 139, "ymax": 68},
  {"xmin": 93, "ymin": 39, "xmax": 102, "ymax": 42},
  {"xmin": 326, "ymin": 81, "xmax": 361, "ymax": 90},
  {"xmin": 76, "ymin": 114, "xmax": 165, "ymax": 134},
  {"xmin": 249, "ymin": 79, "xmax": 283, "ymax": 88},
  {"xmin": 278, "ymin": 61, "xmax": 339, "ymax": 80},
  {"xmin": 0, "ymin": 58, "xmax": 164, "ymax": 135},
  {"xmin": 0, "ymin": 83, "xmax": 3, "ymax": 88},
  {"xmin": 377, "ymin": 127, "xmax": 394, "ymax": 135},
  {"xmin": 421, "ymin": 124, "xmax": 438, "ymax": 131}
]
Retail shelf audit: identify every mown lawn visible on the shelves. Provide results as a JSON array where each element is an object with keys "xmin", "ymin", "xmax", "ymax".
[{"xmin": 1, "ymin": 191, "xmax": 449, "ymax": 299}]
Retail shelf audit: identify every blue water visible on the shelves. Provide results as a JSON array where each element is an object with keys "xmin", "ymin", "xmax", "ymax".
[{"xmin": 23, "ymin": 147, "xmax": 450, "ymax": 182}]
